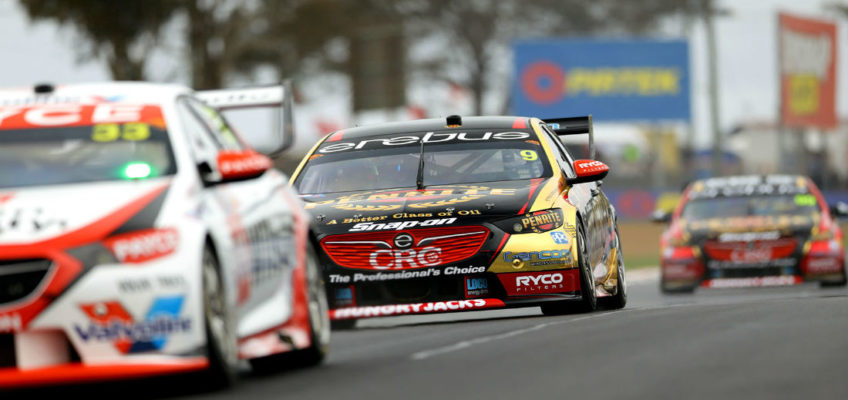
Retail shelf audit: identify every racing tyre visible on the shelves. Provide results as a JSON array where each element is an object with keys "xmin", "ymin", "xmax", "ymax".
[
  {"xmin": 250, "ymin": 244, "xmax": 330, "ymax": 373},
  {"xmin": 201, "ymin": 245, "xmax": 239, "ymax": 389},
  {"xmin": 598, "ymin": 227, "xmax": 626, "ymax": 310},
  {"xmin": 541, "ymin": 222, "xmax": 597, "ymax": 315}
]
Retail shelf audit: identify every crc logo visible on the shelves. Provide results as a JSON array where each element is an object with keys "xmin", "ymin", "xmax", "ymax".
[
  {"xmin": 369, "ymin": 247, "xmax": 442, "ymax": 270},
  {"xmin": 516, "ymin": 272, "xmax": 564, "ymax": 287},
  {"xmin": 393, "ymin": 233, "xmax": 414, "ymax": 249}
]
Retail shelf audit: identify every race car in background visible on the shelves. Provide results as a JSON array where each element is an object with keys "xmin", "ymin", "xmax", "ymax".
[
  {"xmin": 0, "ymin": 82, "xmax": 329, "ymax": 389},
  {"xmin": 290, "ymin": 115, "xmax": 626, "ymax": 329},
  {"xmin": 655, "ymin": 175, "xmax": 848, "ymax": 293}
]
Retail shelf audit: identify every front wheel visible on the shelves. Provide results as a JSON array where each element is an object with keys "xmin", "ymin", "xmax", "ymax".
[
  {"xmin": 541, "ymin": 222, "xmax": 597, "ymax": 315},
  {"xmin": 599, "ymin": 228, "xmax": 626, "ymax": 310},
  {"xmin": 201, "ymin": 246, "xmax": 239, "ymax": 388}
]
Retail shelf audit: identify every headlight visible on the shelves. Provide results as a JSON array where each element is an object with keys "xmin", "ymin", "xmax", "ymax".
[{"xmin": 494, "ymin": 208, "xmax": 564, "ymax": 234}]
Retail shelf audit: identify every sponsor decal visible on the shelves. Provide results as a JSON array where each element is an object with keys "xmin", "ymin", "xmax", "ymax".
[
  {"xmin": 718, "ymin": 231, "xmax": 781, "ymax": 242},
  {"xmin": 550, "ymin": 231, "xmax": 570, "ymax": 245},
  {"xmin": 465, "ymin": 277, "xmax": 489, "ymax": 298},
  {"xmin": 519, "ymin": 211, "xmax": 563, "ymax": 233},
  {"xmin": 328, "ymin": 265, "xmax": 487, "ymax": 283},
  {"xmin": 703, "ymin": 276, "xmax": 802, "ymax": 288},
  {"xmin": 317, "ymin": 131, "xmax": 531, "ymax": 153},
  {"xmin": 103, "ymin": 228, "xmax": 179, "ymax": 264},
  {"xmin": 497, "ymin": 269, "xmax": 580, "ymax": 296},
  {"xmin": 304, "ymin": 186, "xmax": 516, "ymax": 212},
  {"xmin": 0, "ymin": 313, "xmax": 22, "ymax": 333},
  {"xmin": 334, "ymin": 286, "xmax": 355, "ymax": 307},
  {"xmin": 350, "ymin": 218, "xmax": 457, "ymax": 232},
  {"xmin": 75, "ymin": 296, "xmax": 191, "ymax": 354},
  {"xmin": 805, "ymin": 258, "xmax": 843, "ymax": 274},
  {"xmin": 330, "ymin": 298, "xmax": 505, "ymax": 319},
  {"xmin": 563, "ymin": 224, "xmax": 577, "ymax": 235},
  {"xmin": 118, "ymin": 276, "xmax": 187, "ymax": 292},
  {"xmin": 503, "ymin": 249, "xmax": 572, "ymax": 267},
  {"xmin": 370, "ymin": 247, "xmax": 443, "ymax": 269},
  {"xmin": 0, "ymin": 104, "xmax": 165, "ymax": 129}
]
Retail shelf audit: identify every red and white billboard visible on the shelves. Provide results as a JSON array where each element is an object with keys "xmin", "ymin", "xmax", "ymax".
[{"xmin": 778, "ymin": 12, "xmax": 837, "ymax": 129}]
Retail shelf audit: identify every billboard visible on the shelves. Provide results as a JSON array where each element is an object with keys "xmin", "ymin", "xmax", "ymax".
[
  {"xmin": 778, "ymin": 12, "xmax": 837, "ymax": 130},
  {"xmin": 512, "ymin": 39, "xmax": 691, "ymax": 122}
]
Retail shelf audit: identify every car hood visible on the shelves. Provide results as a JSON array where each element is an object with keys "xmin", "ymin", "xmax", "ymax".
[
  {"xmin": 680, "ymin": 214, "xmax": 817, "ymax": 244},
  {"xmin": 0, "ymin": 178, "xmax": 171, "ymax": 245},
  {"xmin": 301, "ymin": 180, "xmax": 547, "ymax": 235}
]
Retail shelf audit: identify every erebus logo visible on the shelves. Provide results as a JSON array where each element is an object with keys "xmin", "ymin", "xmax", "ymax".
[
  {"xmin": 516, "ymin": 273, "xmax": 564, "ymax": 287},
  {"xmin": 393, "ymin": 233, "xmax": 414, "ymax": 249},
  {"xmin": 319, "ymin": 131, "xmax": 531, "ymax": 153},
  {"xmin": 369, "ymin": 247, "xmax": 442, "ymax": 269}
]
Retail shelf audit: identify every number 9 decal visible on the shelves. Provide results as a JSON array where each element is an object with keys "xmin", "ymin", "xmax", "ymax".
[{"xmin": 520, "ymin": 150, "xmax": 538, "ymax": 161}]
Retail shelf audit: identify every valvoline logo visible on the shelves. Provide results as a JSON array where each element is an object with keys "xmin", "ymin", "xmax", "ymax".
[{"xmin": 75, "ymin": 295, "xmax": 191, "ymax": 354}]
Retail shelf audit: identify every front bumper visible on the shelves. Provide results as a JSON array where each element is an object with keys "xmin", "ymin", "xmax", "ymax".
[{"xmin": 0, "ymin": 357, "xmax": 208, "ymax": 388}]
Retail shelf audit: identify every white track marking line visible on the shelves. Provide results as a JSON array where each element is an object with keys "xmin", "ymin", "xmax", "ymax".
[{"xmin": 410, "ymin": 312, "xmax": 616, "ymax": 361}]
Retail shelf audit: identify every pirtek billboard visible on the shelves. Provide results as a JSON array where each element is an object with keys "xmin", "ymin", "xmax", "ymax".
[{"xmin": 512, "ymin": 39, "xmax": 691, "ymax": 122}]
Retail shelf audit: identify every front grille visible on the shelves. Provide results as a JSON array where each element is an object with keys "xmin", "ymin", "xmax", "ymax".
[
  {"xmin": 0, "ymin": 258, "xmax": 52, "ymax": 305},
  {"xmin": 321, "ymin": 226, "xmax": 489, "ymax": 270},
  {"xmin": 703, "ymin": 238, "xmax": 797, "ymax": 263}
]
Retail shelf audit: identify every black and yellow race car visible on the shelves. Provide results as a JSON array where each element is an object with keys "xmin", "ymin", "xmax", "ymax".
[
  {"xmin": 290, "ymin": 115, "xmax": 625, "ymax": 327},
  {"xmin": 656, "ymin": 175, "xmax": 848, "ymax": 293}
]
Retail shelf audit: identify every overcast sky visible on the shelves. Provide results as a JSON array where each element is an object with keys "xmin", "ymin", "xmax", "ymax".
[{"xmin": 0, "ymin": 0, "xmax": 845, "ymax": 149}]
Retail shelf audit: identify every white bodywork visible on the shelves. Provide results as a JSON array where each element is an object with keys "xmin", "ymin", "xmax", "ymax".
[{"xmin": 0, "ymin": 83, "xmax": 310, "ymax": 377}]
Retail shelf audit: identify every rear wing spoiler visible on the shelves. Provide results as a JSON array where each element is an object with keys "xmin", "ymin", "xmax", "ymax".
[
  {"xmin": 543, "ymin": 115, "xmax": 595, "ymax": 160},
  {"xmin": 196, "ymin": 81, "xmax": 294, "ymax": 157}
]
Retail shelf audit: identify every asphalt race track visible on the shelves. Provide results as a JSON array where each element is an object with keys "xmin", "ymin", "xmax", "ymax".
[{"xmin": 8, "ymin": 270, "xmax": 848, "ymax": 399}]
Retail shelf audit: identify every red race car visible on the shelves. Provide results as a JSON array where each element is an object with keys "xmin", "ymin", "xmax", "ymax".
[{"xmin": 656, "ymin": 175, "xmax": 847, "ymax": 292}]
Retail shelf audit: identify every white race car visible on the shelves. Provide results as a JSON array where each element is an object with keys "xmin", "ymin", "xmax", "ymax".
[{"xmin": 0, "ymin": 82, "xmax": 329, "ymax": 389}]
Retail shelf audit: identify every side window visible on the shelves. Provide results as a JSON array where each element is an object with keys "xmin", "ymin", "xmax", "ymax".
[
  {"xmin": 540, "ymin": 126, "xmax": 576, "ymax": 178},
  {"xmin": 184, "ymin": 97, "xmax": 245, "ymax": 151}
]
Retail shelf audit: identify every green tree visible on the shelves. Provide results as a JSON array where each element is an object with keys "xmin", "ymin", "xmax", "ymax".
[{"xmin": 19, "ymin": 0, "xmax": 177, "ymax": 80}]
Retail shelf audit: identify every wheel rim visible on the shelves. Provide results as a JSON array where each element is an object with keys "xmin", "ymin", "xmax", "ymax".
[{"xmin": 203, "ymin": 250, "xmax": 237, "ymax": 367}]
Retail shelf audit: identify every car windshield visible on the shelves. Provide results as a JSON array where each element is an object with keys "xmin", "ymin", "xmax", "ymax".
[
  {"xmin": 0, "ymin": 123, "xmax": 176, "ymax": 188},
  {"xmin": 295, "ymin": 132, "xmax": 550, "ymax": 194},
  {"xmin": 681, "ymin": 194, "xmax": 820, "ymax": 220}
]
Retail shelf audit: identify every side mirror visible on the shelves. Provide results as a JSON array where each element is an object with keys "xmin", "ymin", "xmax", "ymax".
[
  {"xmin": 566, "ymin": 159, "xmax": 609, "ymax": 185},
  {"xmin": 216, "ymin": 150, "xmax": 272, "ymax": 182},
  {"xmin": 652, "ymin": 209, "xmax": 672, "ymax": 224},
  {"xmin": 830, "ymin": 201, "xmax": 848, "ymax": 219}
]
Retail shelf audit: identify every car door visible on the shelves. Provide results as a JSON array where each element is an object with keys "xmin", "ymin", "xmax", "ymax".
[
  {"xmin": 540, "ymin": 126, "xmax": 611, "ymax": 279},
  {"xmin": 177, "ymin": 97, "xmax": 296, "ymax": 334}
]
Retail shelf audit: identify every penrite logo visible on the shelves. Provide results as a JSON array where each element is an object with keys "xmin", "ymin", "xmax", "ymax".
[
  {"xmin": 318, "ymin": 131, "xmax": 531, "ymax": 153},
  {"xmin": 75, "ymin": 296, "xmax": 191, "ymax": 354}
]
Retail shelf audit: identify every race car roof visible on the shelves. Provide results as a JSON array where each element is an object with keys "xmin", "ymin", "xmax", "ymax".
[
  {"xmin": 0, "ymin": 82, "xmax": 191, "ymax": 107},
  {"xmin": 327, "ymin": 116, "xmax": 532, "ymax": 141}
]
